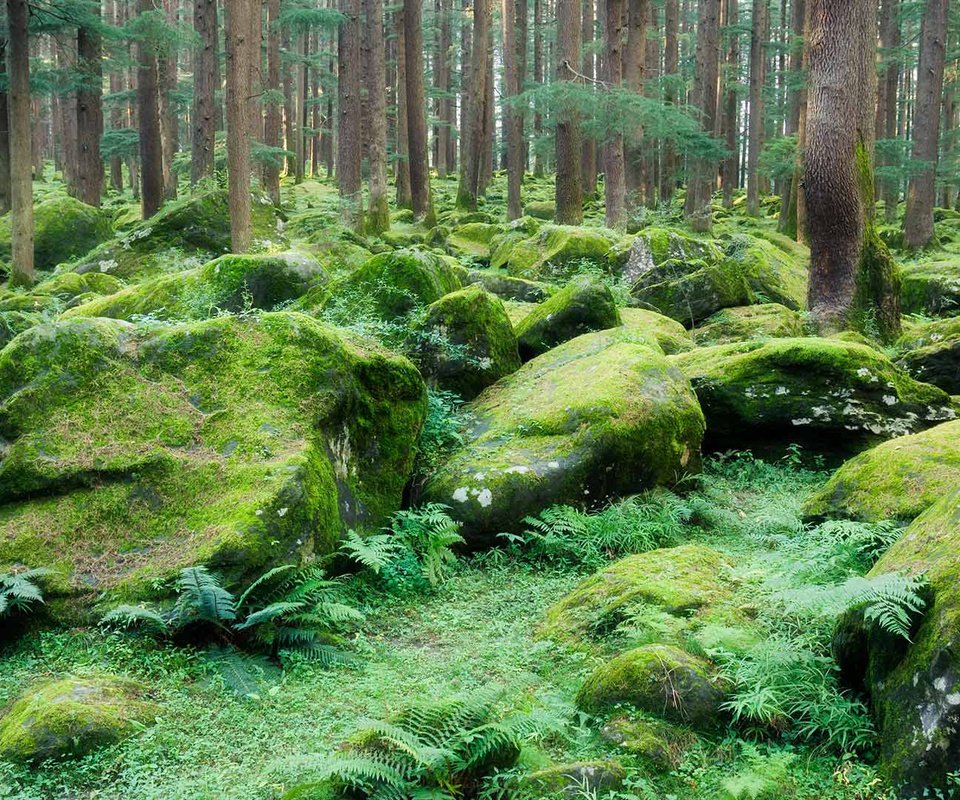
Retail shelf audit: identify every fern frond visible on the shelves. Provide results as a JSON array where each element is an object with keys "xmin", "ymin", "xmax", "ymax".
[
  {"xmin": 100, "ymin": 604, "xmax": 169, "ymax": 634},
  {"xmin": 340, "ymin": 530, "xmax": 400, "ymax": 573}
]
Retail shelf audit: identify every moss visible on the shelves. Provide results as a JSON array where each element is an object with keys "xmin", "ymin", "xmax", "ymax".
[
  {"xmin": 32, "ymin": 271, "xmax": 124, "ymax": 301},
  {"xmin": 0, "ymin": 197, "xmax": 113, "ymax": 270},
  {"xmin": 804, "ymin": 420, "xmax": 960, "ymax": 523},
  {"xmin": 541, "ymin": 545, "xmax": 732, "ymax": 642},
  {"xmin": 692, "ymin": 303, "xmax": 804, "ymax": 346},
  {"xmin": 515, "ymin": 275, "xmax": 623, "ymax": 360},
  {"xmin": 0, "ymin": 310, "xmax": 45, "ymax": 349},
  {"xmin": 422, "ymin": 329, "xmax": 704, "ymax": 546},
  {"xmin": 600, "ymin": 715, "xmax": 697, "ymax": 769},
  {"xmin": 619, "ymin": 307, "xmax": 695, "ymax": 354},
  {"xmin": 0, "ymin": 675, "xmax": 158, "ymax": 762},
  {"xmin": 489, "ymin": 225, "xmax": 622, "ymax": 280},
  {"xmin": 522, "ymin": 761, "xmax": 626, "ymax": 795},
  {"xmin": 460, "ymin": 269, "xmax": 553, "ymax": 303},
  {"xmin": 523, "ymin": 201, "xmax": 556, "ymax": 220},
  {"xmin": 446, "ymin": 222, "xmax": 503, "ymax": 260},
  {"xmin": 897, "ymin": 337, "xmax": 960, "ymax": 395},
  {"xmin": 0, "ymin": 312, "xmax": 426, "ymax": 606},
  {"xmin": 64, "ymin": 252, "xmax": 325, "ymax": 322},
  {"xmin": 671, "ymin": 337, "xmax": 957, "ymax": 451},
  {"xmin": 412, "ymin": 285, "xmax": 522, "ymax": 399},
  {"xmin": 900, "ymin": 259, "xmax": 960, "ymax": 316},
  {"xmin": 575, "ymin": 644, "xmax": 725, "ymax": 728}
]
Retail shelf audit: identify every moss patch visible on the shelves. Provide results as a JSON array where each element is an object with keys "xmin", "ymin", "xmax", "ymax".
[
  {"xmin": 0, "ymin": 197, "xmax": 113, "ymax": 270},
  {"xmin": 692, "ymin": 303, "xmax": 804, "ymax": 346},
  {"xmin": 619, "ymin": 307, "xmax": 694, "ymax": 354}
]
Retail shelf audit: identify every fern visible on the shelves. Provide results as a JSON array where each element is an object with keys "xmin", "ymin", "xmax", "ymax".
[
  {"xmin": 0, "ymin": 567, "xmax": 51, "ymax": 623},
  {"xmin": 172, "ymin": 566, "xmax": 237, "ymax": 628},
  {"xmin": 846, "ymin": 572, "xmax": 927, "ymax": 641},
  {"xmin": 340, "ymin": 530, "xmax": 401, "ymax": 574},
  {"xmin": 100, "ymin": 604, "xmax": 169, "ymax": 634}
]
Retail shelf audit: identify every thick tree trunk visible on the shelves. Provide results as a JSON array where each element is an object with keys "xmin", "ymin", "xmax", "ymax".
[
  {"xmin": 624, "ymin": 0, "xmax": 648, "ymax": 208},
  {"xmin": 395, "ymin": 6, "xmax": 413, "ymax": 207},
  {"xmin": 108, "ymin": 0, "xmax": 124, "ymax": 192},
  {"xmin": 778, "ymin": 0, "xmax": 805, "ymax": 234},
  {"xmin": 363, "ymin": 0, "xmax": 390, "ymax": 233},
  {"xmin": 159, "ymin": 0, "xmax": 178, "ymax": 200},
  {"xmin": 262, "ymin": 0, "xmax": 282, "ymax": 203},
  {"xmin": 502, "ymin": 0, "xmax": 524, "ymax": 219},
  {"xmin": 0, "ymin": 42, "xmax": 12, "ymax": 216},
  {"xmin": 555, "ymin": 0, "xmax": 583, "ymax": 224},
  {"xmin": 225, "ymin": 0, "xmax": 256, "ymax": 251},
  {"xmin": 338, "ymin": 0, "xmax": 364, "ymax": 228},
  {"xmin": 876, "ymin": 0, "xmax": 901, "ymax": 221},
  {"xmin": 683, "ymin": 0, "xmax": 720, "ymax": 231},
  {"xmin": 138, "ymin": 0, "xmax": 164, "ymax": 218},
  {"xmin": 56, "ymin": 42, "xmax": 78, "ymax": 195},
  {"xmin": 903, "ymin": 0, "xmax": 948, "ymax": 249},
  {"xmin": 804, "ymin": 0, "xmax": 899, "ymax": 340},
  {"xmin": 191, "ymin": 0, "xmax": 218, "ymax": 185},
  {"xmin": 660, "ymin": 0, "xmax": 679, "ymax": 202},
  {"xmin": 457, "ymin": 0, "xmax": 491, "ymax": 210},
  {"xmin": 403, "ymin": 0, "xmax": 434, "ymax": 221},
  {"xmin": 76, "ymin": 3, "xmax": 104, "ymax": 207},
  {"xmin": 603, "ymin": 0, "xmax": 626, "ymax": 228},
  {"xmin": 746, "ymin": 0, "xmax": 767, "ymax": 215},
  {"xmin": 533, "ymin": 0, "xmax": 544, "ymax": 176},
  {"xmin": 6, "ymin": 0, "xmax": 33, "ymax": 287},
  {"xmin": 720, "ymin": 0, "xmax": 738, "ymax": 209},
  {"xmin": 581, "ymin": 0, "xmax": 597, "ymax": 199}
]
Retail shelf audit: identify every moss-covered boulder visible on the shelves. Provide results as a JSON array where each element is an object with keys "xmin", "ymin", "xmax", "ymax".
[
  {"xmin": 541, "ymin": 545, "xmax": 732, "ymax": 642},
  {"xmin": 490, "ymin": 225, "xmax": 622, "ymax": 279},
  {"xmin": 619, "ymin": 307, "xmax": 695, "ymax": 354},
  {"xmin": 0, "ymin": 311, "xmax": 44, "ymax": 349},
  {"xmin": 459, "ymin": 269, "xmax": 552, "ymax": 302},
  {"xmin": 900, "ymin": 259, "xmax": 960, "ymax": 316},
  {"xmin": 523, "ymin": 201, "xmax": 556, "ymax": 220},
  {"xmin": 522, "ymin": 761, "xmax": 625, "ymax": 797},
  {"xmin": 0, "ymin": 675, "xmax": 158, "ymax": 762},
  {"xmin": 834, "ymin": 491, "xmax": 960, "ymax": 795},
  {"xmin": 629, "ymin": 233, "xmax": 807, "ymax": 325},
  {"xmin": 600, "ymin": 715, "xmax": 696, "ymax": 769},
  {"xmin": 422, "ymin": 329, "xmax": 705, "ymax": 546},
  {"xmin": 319, "ymin": 249, "xmax": 462, "ymax": 321},
  {"xmin": 412, "ymin": 285, "xmax": 521, "ymax": 399},
  {"xmin": 898, "ymin": 334, "xmax": 960, "ymax": 395},
  {"xmin": 446, "ymin": 222, "xmax": 503, "ymax": 260},
  {"xmin": 804, "ymin": 421, "xmax": 960, "ymax": 523},
  {"xmin": 70, "ymin": 190, "xmax": 282, "ymax": 281},
  {"xmin": 0, "ymin": 197, "xmax": 113, "ymax": 270},
  {"xmin": 63, "ymin": 252, "xmax": 325, "ymax": 322},
  {"xmin": 671, "ymin": 338, "xmax": 957, "ymax": 451},
  {"xmin": 0, "ymin": 312, "xmax": 426, "ymax": 604},
  {"xmin": 515, "ymin": 275, "xmax": 622, "ymax": 360},
  {"xmin": 32, "ymin": 272, "xmax": 125, "ymax": 303},
  {"xmin": 692, "ymin": 303, "xmax": 804, "ymax": 346},
  {"xmin": 576, "ymin": 644, "xmax": 725, "ymax": 728}
]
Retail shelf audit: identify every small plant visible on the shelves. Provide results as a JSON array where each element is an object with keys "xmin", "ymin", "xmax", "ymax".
[{"xmin": 0, "ymin": 567, "xmax": 51, "ymax": 629}]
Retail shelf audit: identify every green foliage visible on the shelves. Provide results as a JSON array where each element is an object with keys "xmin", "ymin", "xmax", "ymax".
[
  {"xmin": 411, "ymin": 390, "xmax": 469, "ymax": 485},
  {"xmin": 0, "ymin": 567, "xmax": 50, "ymax": 626}
]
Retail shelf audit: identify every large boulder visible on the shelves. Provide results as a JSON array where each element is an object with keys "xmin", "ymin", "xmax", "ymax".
[
  {"xmin": 628, "ymin": 232, "xmax": 807, "ymax": 325},
  {"xmin": 619, "ymin": 307, "xmax": 695, "ymax": 354},
  {"xmin": 0, "ymin": 675, "xmax": 158, "ymax": 762},
  {"xmin": 671, "ymin": 338, "xmax": 956, "ymax": 452},
  {"xmin": 897, "ymin": 317, "xmax": 960, "ymax": 395},
  {"xmin": 70, "ymin": 190, "xmax": 282, "ymax": 281},
  {"xmin": 834, "ymin": 491, "xmax": 960, "ymax": 795},
  {"xmin": 458, "ymin": 268, "xmax": 553, "ymax": 302},
  {"xmin": 490, "ymin": 225, "xmax": 622, "ymax": 280},
  {"xmin": 804, "ymin": 420, "xmax": 960, "ymax": 523},
  {"xmin": 445, "ymin": 222, "xmax": 503, "ymax": 260},
  {"xmin": 900, "ymin": 259, "xmax": 960, "ymax": 316},
  {"xmin": 692, "ymin": 303, "xmax": 804, "ymax": 346},
  {"xmin": 411, "ymin": 285, "xmax": 521, "ymax": 399},
  {"xmin": 0, "ymin": 197, "xmax": 113, "ymax": 270},
  {"xmin": 576, "ymin": 644, "xmax": 725, "ymax": 729},
  {"xmin": 63, "ymin": 252, "xmax": 325, "ymax": 322},
  {"xmin": 422, "ymin": 329, "xmax": 705, "ymax": 546},
  {"xmin": 0, "ymin": 313, "xmax": 426, "ymax": 604},
  {"xmin": 515, "ymin": 275, "xmax": 622, "ymax": 360}
]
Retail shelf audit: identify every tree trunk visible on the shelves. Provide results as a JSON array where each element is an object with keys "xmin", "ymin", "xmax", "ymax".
[
  {"xmin": 624, "ymin": 0, "xmax": 648, "ymax": 208},
  {"xmin": 555, "ymin": 0, "xmax": 583, "ymax": 223},
  {"xmin": 683, "ymin": 0, "xmax": 720, "ymax": 231},
  {"xmin": 6, "ymin": 0, "xmax": 33, "ymax": 287},
  {"xmin": 746, "ymin": 0, "xmax": 767, "ymax": 215},
  {"xmin": 660, "ymin": 0, "xmax": 678, "ymax": 202},
  {"xmin": 76, "ymin": 3, "xmax": 104, "ymax": 207},
  {"xmin": 457, "ymin": 0, "xmax": 491, "ymax": 210},
  {"xmin": 225, "ymin": 0, "xmax": 256, "ymax": 251},
  {"xmin": 395, "ymin": 5, "xmax": 413, "ymax": 207},
  {"xmin": 533, "ymin": 0, "xmax": 544, "ymax": 176},
  {"xmin": 876, "ymin": 0, "xmax": 901, "ymax": 221},
  {"xmin": 804, "ymin": 0, "xmax": 899, "ymax": 340},
  {"xmin": 262, "ymin": 0, "xmax": 282, "ymax": 203},
  {"xmin": 501, "ymin": 0, "xmax": 524, "ymax": 219},
  {"xmin": 362, "ymin": 0, "xmax": 390, "ymax": 233},
  {"xmin": 903, "ymin": 0, "xmax": 948, "ymax": 249},
  {"xmin": 0, "ymin": 41, "xmax": 12, "ymax": 216},
  {"xmin": 720, "ymin": 0, "xmax": 738, "ymax": 209},
  {"xmin": 282, "ymin": 27, "xmax": 298, "ymax": 179},
  {"xmin": 403, "ymin": 0, "xmax": 434, "ymax": 221},
  {"xmin": 338, "ymin": 0, "xmax": 364, "ymax": 228},
  {"xmin": 778, "ymin": 0, "xmax": 805, "ymax": 234},
  {"xmin": 603, "ymin": 0, "xmax": 626, "ymax": 228},
  {"xmin": 138, "ymin": 0, "xmax": 164, "ymax": 218},
  {"xmin": 159, "ymin": 0, "xmax": 178, "ymax": 200},
  {"xmin": 191, "ymin": 0, "xmax": 218, "ymax": 185},
  {"xmin": 56, "ymin": 41, "xmax": 78, "ymax": 195},
  {"xmin": 581, "ymin": 0, "xmax": 597, "ymax": 199}
]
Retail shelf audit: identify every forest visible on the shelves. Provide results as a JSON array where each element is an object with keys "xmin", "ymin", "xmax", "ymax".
[{"xmin": 1, "ymin": 0, "xmax": 960, "ymax": 798}]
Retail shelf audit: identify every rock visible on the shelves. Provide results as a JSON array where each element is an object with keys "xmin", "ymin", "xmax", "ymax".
[
  {"xmin": 411, "ymin": 285, "xmax": 521, "ymax": 399},
  {"xmin": 692, "ymin": 303, "xmax": 804, "ymax": 346},
  {"xmin": 490, "ymin": 224, "xmax": 622, "ymax": 280},
  {"xmin": 0, "ymin": 311, "xmax": 44, "ymax": 349},
  {"xmin": 600, "ymin": 715, "xmax": 696, "ymax": 768},
  {"xmin": 0, "ymin": 675, "xmax": 158, "ymax": 761},
  {"xmin": 63, "ymin": 252, "xmax": 325, "ymax": 322},
  {"xmin": 282, "ymin": 221, "xmax": 372, "ymax": 277},
  {"xmin": 834, "ymin": 491, "xmax": 960, "ymax": 795},
  {"xmin": 523, "ymin": 201, "xmax": 556, "ymax": 220},
  {"xmin": 320, "ymin": 249, "xmax": 462, "ymax": 321},
  {"xmin": 900, "ymin": 259, "xmax": 960, "ymax": 316},
  {"xmin": 459, "ymin": 269, "xmax": 552, "ymax": 302},
  {"xmin": 897, "ymin": 321, "xmax": 960, "ymax": 395},
  {"xmin": 620, "ymin": 307, "xmax": 695, "ymax": 354},
  {"xmin": 446, "ymin": 223, "xmax": 503, "ymax": 260},
  {"xmin": 0, "ymin": 312, "xmax": 426, "ymax": 603},
  {"xmin": 576, "ymin": 644, "xmax": 725, "ymax": 729},
  {"xmin": 502, "ymin": 300, "xmax": 538, "ymax": 328},
  {"xmin": 629, "ymin": 232, "xmax": 807, "ymax": 325},
  {"xmin": 523, "ymin": 761, "xmax": 625, "ymax": 797},
  {"xmin": 0, "ymin": 197, "xmax": 113, "ymax": 270},
  {"xmin": 422, "ymin": 329, "xmax": 705, "ymax": 546},
  {"xmin": 804, "ymin": 421, "xmax": 960, "ymax": 523},
  {"xmin": 541, "ymin": 545, "xmax": 732, "ymax": 642},
  {"xmin": 515, "ymin": 275, "xmax": 622, "ymax": 360},
  {"xmin": 70, "ymin": 190, "xmax": 282, "ymax": 281},
  {"xmin": 671, "ymin": 337, "xmax": 957, "ymax": 452},
  {"xmin": 32, "ymin": 272, "xmax": 125, "ymax": 303}
]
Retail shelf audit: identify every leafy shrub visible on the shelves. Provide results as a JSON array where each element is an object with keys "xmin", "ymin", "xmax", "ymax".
[{"xmin": 410, "ymin": 389, "xmax": 470, "ymax": 490}]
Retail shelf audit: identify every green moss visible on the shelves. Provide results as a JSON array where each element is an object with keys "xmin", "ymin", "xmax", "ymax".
[
  {"xmin": 619, "ymin": 307, "xmax": 695, "ymax": 354},
  {"xmin": 502, "ymin": 300, "xmax": 538, "ymax": 328},
  {"xmin": 32, "ymin": 271, "xmax": 124, "ymax": 301},
  {"xmin": 899, "ymin": 259, "xmax": 960, "ymax": 316},
  {"xmin": 460, "ymin": 269, "xmax": 553, "ymax": 302},
  {"xmin": 522, "ymin": 761, "xmax": 626, "ymax": 795},
  {"xmin": 575, "ymin": 644, "xmax": 725, "ymax": 728},
  {"xmin": 671, "ymin": 337, "xmax": 957, "ymax": 451},
  {"xmin": 423, "ymin": 329, "xmax": 705, "ymax": 546},
  {"xmin": 692, "ymin": 304, "xmax": 804, "ymax": 346},
  {"xmin": 0, "ymin": 197, "xmax": 113, "ymax": 270},
  {"xmin": 523, "ymin": 201, "xmax": 556, "ymax": 220},
  {"xmin": 852, "ymin": 227, "xmax": 902, "ymax": 343},
  {"xmin": 541, "ymin": 545, "xmax": 732, "ymax": 642},
  {"xmin": 489, "ymin": 225, "xmax": 623, "ymax": 280},
  {"xmin": 0, "ymin": 675, "xmax": 158, "ymax": 762},
  {"xmin": 515, "ymin": 275, "xmax": 623, "ymax": 360},
  {"xmin": 446, "ymin": 222, "xmax": 503, "ymax": 259},
  {"xmin": 600, "ymin": 715, "xmax": 697, "ymax": 769}
]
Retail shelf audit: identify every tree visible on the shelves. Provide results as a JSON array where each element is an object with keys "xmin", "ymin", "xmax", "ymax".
[
  {"xmin": 804, "ymin": 0, "xmax": 900, "ymax": 340},
  {"xmin": 403, "ymin": 0, "xmax": 434, "ymax": 222},
  {"xmin": 875, "ymin": 0, "xmax": 901, "ymax": 222},
  {"xmin": 746, "ymin": 0, "xmax": 767, "ymax": 216},
  {"xmin": 138, "ymin": 0, "xmax": 164, "ymax": 218},
  {"xmin": 364, "ymin": 0, "xmax": 390, "ymax": 233},
  {"xmin": 6, "ymin": 0, "xmax": 33, "ymax": 287},
  {"xmin": 338, "ymin": 0, "xmax": 363, "ymax": 229},
  {"xmin": 225, "ymin": 0, "xmax": 257, "ymax": 251},
  {"xmin": 903, "ymin": 0, "xmax": 948, "ymax": 249},
  {"xmin": 555, "ymin": 0, "xmax": 582, "ymax": 224},
  {"xmin": 457, "ymin": 0, "xmax": 491, "ymax": 210},
  {"xmin": 501, "ymin": 0, "xmax": 523, "ymax": 219},
  {"xmin": 0, "ymin": 40, "xmax": 11, "ymax": 216},
  {"xmin": 603, "ymin": 0, "xmax": 626, "ymax": 228},
  {"xmin": 76, "ymin": 1, "xmax": 104, "ymax": 207},
  {"xmin": 263, "ymin": 0, "xmax": 282, "ymax": 204}
]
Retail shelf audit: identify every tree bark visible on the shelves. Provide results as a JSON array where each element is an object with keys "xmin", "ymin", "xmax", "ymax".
[
  {"xmin": 363, "ymin": 0, "xmax": 390, "ymax": 233},
  {"xmin": 581, "ymin": 0, "xmax": 598, "ymax": 199},
  {"xmin": 720, "ymin": 0, "xmax": 738, "ymax": 209},
  {"xmin": 261, "ymin": 0, "xmax": 282, "ymax": 203},
  {"xmin": 746, "ymin": 0, "xmax": 767, "ymax": 215},
  {"xmin": 6, "ymin": 0, "xmax": 33, "ymax": 287},
  {"xmin": 76, "ymin": 2, "xmax": 104, "ymax": 207},
  {"xmin": 225, "ymin": 0, "xmax": 256, "ymax": 251},
  {"xmin": 395, "ymin": 5, "xmax": 413, "ymax": 207},
  {"xmin": 555, "ymin": 0, "xmax": 583, "ymax": 223},
  {"xmin": 457, "ymin": 0, "xmax": 491, "ymax": 210},
  {"xmin": 138, "ymin": 0, "xmax": 164, "ymax": 218},
  {"xmin": 56, "ymin": 41, "xmax": 78, "ymax": 195},
  {"xmin": 876, "ymin": 0, "xmax": 901, "ymax": 221},
  {"xmin": 624, "ymin": 0, "xmax": 648, "ymax": 208},
  {"xmin": 403, "ymin": 0, "xmax": 434, "ymax": 221},
  {"xmin": 159, "ymin": 0, "xmax": 178, "ymax": 200},
  {"xmin": 660, "ymin": 0, "xmax": 678, "ymax": 202},
  {"xmin": 903, "ymin": 0, "xmax": 948, "ymax": 249},
  {"xmin": 603, "ymin": 0, "xmax": 626, "ymax": 228},
  {"xmin": 533, "ymin": 0, "xmax": 545, "ymax": 176},
  {"xmin": 338, "ymin": 0, "xmax": 364, "ymax": 228},
  {"xmin": 191, "ymin": 0, "xmax": 218, "ymax": 185},
  {"xmin": 502, "ymin": 0, "xmax": 524, "ymax": 219},
  {"xmin": 0, "ymin": 41, "xmax": 12, "ymax": 216}
]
